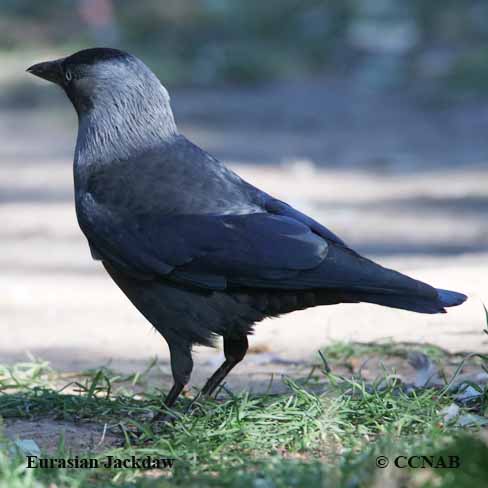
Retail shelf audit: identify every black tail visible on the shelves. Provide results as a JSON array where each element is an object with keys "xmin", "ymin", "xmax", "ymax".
[
  {"xmin": 342, "ymin": 287, "xmax": 467, "ymax": 314},
  {"xmin": 436, "ymin": 288, "xmax": 467, "ymax": 308}
]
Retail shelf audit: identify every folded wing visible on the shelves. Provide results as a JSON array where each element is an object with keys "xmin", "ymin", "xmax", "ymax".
[
  {"xmin": 78, "ymin": 191, "xmax": 442, "ymax": 310},
  {"xmin": 77, "ymin": 193, "xmax": 330, "ymax": 289}
]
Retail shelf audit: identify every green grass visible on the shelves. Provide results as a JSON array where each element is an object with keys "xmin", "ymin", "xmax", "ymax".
[{"xmin": 0, "ymin": 343, "xmax": 487, "ymax": 487}]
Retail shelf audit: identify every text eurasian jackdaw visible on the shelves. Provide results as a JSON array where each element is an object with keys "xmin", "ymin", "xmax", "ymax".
[{"xmin": 27, "ymin": 48, "xmax": 467, "ymax": 409}]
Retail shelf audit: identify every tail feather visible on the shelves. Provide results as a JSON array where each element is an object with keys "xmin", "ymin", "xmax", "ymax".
[
  {"xmin": 436, "ymin": 288, "xmax": 467, "ymax": 308},
  {"xmin": 313, "ymin": 246, "xmax": 468, "ymax": 314},
  {"xmin": 344, "ymin": 292, "xmax": 446, "ymax": 314},
  {"xmin": 341, "ymin": 287, "xmax": 467, "ymax": 315}
]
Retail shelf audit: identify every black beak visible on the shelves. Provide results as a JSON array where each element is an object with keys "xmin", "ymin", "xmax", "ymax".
[{"xmin": 26, "ymin": 60, "xmax": 63, "ymax": 84}]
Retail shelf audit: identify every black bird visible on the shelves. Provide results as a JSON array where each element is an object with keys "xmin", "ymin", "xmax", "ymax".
[{"xmin": 27, "ymin": 48, "xmax": 467, "ymax": 408}]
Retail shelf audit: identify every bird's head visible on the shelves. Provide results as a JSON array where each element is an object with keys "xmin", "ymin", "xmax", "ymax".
[
  {"xmin": 27, "ymin": 48, "xmax": 177, "ymax": 161},
  {"xmin": 27, "ymin": 48, "xmax": 171, "ymax": 115}
]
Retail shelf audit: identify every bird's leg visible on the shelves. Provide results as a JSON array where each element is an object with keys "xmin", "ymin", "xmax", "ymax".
[
  {"xmin": 164, "ymin": 381, "xmax": 186, "ymax": 408},
  {"xmin": 201, "ymin": 335, "xmax": 249, "ymax": 397},
  {"xmin": 159, "ymin": 342, "xmax": 193, "ymax": 413}
]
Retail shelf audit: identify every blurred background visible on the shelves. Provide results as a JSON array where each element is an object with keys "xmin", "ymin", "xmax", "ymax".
[{"xmin": 1, "ymin": 1, "xmax": 487, "ymax": 381}]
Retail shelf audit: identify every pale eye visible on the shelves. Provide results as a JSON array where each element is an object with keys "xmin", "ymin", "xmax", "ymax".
[{"xmin": 65, "ymin": 70, "xmax": 73, "ymax": 82}]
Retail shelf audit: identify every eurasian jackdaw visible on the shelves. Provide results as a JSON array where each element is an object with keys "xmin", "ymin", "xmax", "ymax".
[{"xmin": 27, "ymin": 48, "xmax": 467, "ymax": 408}]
